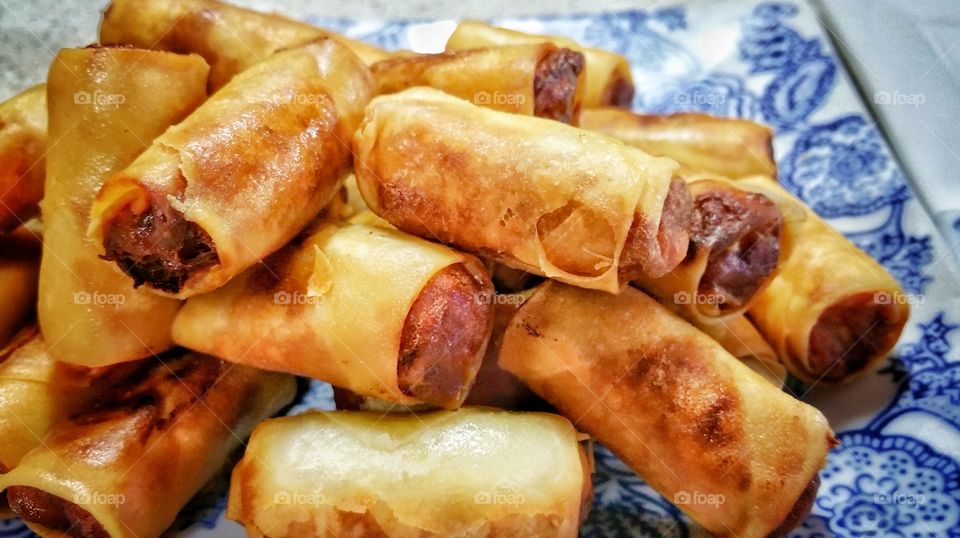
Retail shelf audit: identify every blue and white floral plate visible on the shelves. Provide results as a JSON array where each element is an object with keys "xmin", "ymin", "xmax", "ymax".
[{"xmin": 4, "ymin": 1, "xmax": 959, "ymax": 536}]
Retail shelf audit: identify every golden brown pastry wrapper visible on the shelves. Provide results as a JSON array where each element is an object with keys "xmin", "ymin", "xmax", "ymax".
[
  {"xmin": 0, "ymin": 85, "xmax": 46, "ymax": 234},
  {"xmin": 228, "ymin": 408, "xmax": 589, "ymax": 538},
  {"xmin": 743, "ymin": 176, "xmax": 909, "ymax": 383},
  {"xmin": 354, "ymin": 87, "xmax": 684, "ymax": 293},
  {"xmin": 446, "ymin": 21, "xmax": 633, "ymax": 108},
  {"xmin": 579, "ymin": 109, "xmax": 776, "ymax": 178},
  {"xmin": 90, "ymin": 39, "xmax": 372, "ymax": 298},
  {"xmin": 0, "ymin": 351, "xmax": 296, "ymax": 538},
  {"xmin": 172, "ymin": 220, "xmax": 490, "ymax": 407},
  {"xmin": 101, "ymin": 0, "xmax": 391, "ymax": 90},
  {"xmin": 499, "ymin": 281, "xmax": 836, "ymax": 537},
  {"xmin": 38, "ymin": 47, "xmax": 209, "ymax": 366},
  {"xmin": 695, "ymin": 315, "xmax": 787, "ymax": 387}
]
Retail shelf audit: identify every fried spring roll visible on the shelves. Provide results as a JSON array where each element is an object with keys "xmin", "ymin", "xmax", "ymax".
[
  {"xmin": 0, "ymin": 85, "xmax": 46, "ymax": 234},
  {"xmin": 371, "ymin": 44, "xmax": 585, "ymax": 124},
  {"xmin": 634, "ymin": 177, "xmax": 799, "ymax": 322},
  {"xmin": 499, "ymin": 282, "xmax": 836, "ymax": 537},
  {"xmin": 446, "ymin": 21, "xmax": 634, "ymax": 108},
  {"xmin": 696, "ymin": 316, "xmax": 788, "ymax": 387},
  {"xmin": 579, "ymin": 109, "xmax": 777, "ymax": 179},
  {"xmin": 90, "ymin": 39, "xmax": 372, "ymax": 298},
  {"xmin": 0, "ymin": 228, "xmax": 40, "ymax": 346},
  {"xmin": 0, "ymin": 351, "xmax": 296, "ymax": 538},
  {"xmin": 228, "ymin": 408, "xmax": 591, "ymax": 538},
  {"xmin": 38, "ymin": 47, "xmax": 209, "ymax": 367},
  {"xmin": 101, "ymin": 0, "xmax": 391, "ymax": 90},
  {"xmin": 354, "ymin": 87, "xmax": 692, "ymax": 292},
  {"xmin": 0, "ymin": 326, "xmax": 136, "ymax": 473},
  {"xmin": 744, "ymin": 176, "xmax": 909, "ymax": 383},
  {"xmin": 173, "ymin": 220, "xmax": 494, "ymax": 409}
]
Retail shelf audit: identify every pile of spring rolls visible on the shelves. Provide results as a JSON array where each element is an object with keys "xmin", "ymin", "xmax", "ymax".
[{"xmin": 0, "ymin": 0, "xmax": 911, "ymax": 536}]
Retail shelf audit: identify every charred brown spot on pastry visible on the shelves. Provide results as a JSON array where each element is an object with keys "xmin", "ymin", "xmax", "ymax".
[
  {"xmin": 807, "ymin": 292, "xmax": 904, "ymax": 381},
  {"xmin": 767, "ymin": 475, "xmax": 820, "ymax": 537},
  {"xmin": 7, "ymin": 486, "xmax": 109, "ymax": 538},
  {"xmin": 397, "ymin": 261, "xmax": 494, "ymax": 408},
  {"xmin": 601, "ymin": 70, "xmax": 635, "ymax": 108},
  {"xmin": 101, "ymin": 194, "xmax": 219, "ymax": 294},
  {"xmin": 692, "ymin": 188, "xmax": 782, "ymax": 311},
  {"xmin": 533, "ymin": 47, "xmax": 584, "ymax": 124},
  {"xmin": 620, "ymin": 177, "xmax": 692, "ymax": 279}
]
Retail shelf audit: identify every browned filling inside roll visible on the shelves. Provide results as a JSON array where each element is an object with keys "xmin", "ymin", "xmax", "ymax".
[
  {"xmin": 397, "ymin": 261, "xmax": 494, "ymax": 409},
  {"xmin": 601, "ymin": 69, "xmax": 635, "ymax": 108},
  {"xmin": 533, "ymin": 48, "xmax": 585, "ymax": 124},
  {"xmin": 101, "ymin": 195, "xmax": 219, "ymax": 293},
  {"xmin": 620, "ymin": 176, "xmax": 693, "ymax": 279},
  {"xmin": 7, "ymin": 486, "xmax": 108, "ymax": 538},
  {"xmin": 806, "ymin": 292, "xmax": 904, "ymax": 381},
  {"xmin": 768, "ymin": 475, "xmax": 820, "ymax": 537},
  {"xmin": 691, "ymin": 188, "xmax": 782, "ymax": 312}
]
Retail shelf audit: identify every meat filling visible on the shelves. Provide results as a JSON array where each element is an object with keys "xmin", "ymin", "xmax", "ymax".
[
  {"xmin": 601, "ymin": 70, "xmax": 635, "ymax": 108},
  {"xmin": 620, "ymin": 176, "xmax": 693, "ymax": 279},
  {"xmin": 692, "ymin": 189, "xmax": 782, "ymax": 312},
  {"xmin": 101, "ymin": 196, "xmax": 218, "ymax": 294},
  {"xmin": 7, "ymin": 486, "xmax": 109, "ymax": 538},
  {"xmin": 533, "ymin": 48, "xmax": 585, "ymax": 124},
  {"xmin": 397, "ymin": 261, "xmax": 494, "ymax": 409}
]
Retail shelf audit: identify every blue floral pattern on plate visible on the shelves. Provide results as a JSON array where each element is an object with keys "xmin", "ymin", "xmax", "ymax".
[{"xmin": 4, "ymin": 1, "xmax": 958, "ymax": 537}]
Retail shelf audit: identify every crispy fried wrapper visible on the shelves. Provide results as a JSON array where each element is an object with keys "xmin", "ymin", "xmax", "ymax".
[
  {"xmin": 228, "ymin": 408, "xmax": 591, "ymax": 538},
  {"xmin": 354, "ymin": 87, "xmax": 691, "ymax": 293},
  {"xmin": 0, "ymin": 85, "xmax": 46, "ymax": 234},
  {"xmin": 499, "ymin": 282, "xmax": 837, "ymax": 536}
]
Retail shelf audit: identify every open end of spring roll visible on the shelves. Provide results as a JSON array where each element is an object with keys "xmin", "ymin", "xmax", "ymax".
[
  {"xmin": 101, "ymin": 0, "xmax": 391, "ymax": 90},
  {"xmin": 742, "ymin": 176, "xmax": 909, "ymax": 383},
  {"xmin": 90, "ymin": 38, "xmax": 372, "ymax": 298},
  {"xmin": 173, "ymin": 220, "xmax": 494, "ymax": 409},
  {"xmin": 579, "ymin": 109, "xmax": 777, "ymax": 179},
  {"xmin": 0, "ymin": 228, "xmax": 40, "ymax": 346},
  {"xmin": 445, "ymin": 20, "xmax": 634, "ymax": 108},
  {"xmin": 498, "ymin": 281, "xmax": 837, "ymax": 536},
  {"xmin": 0, "ymin": 351, "xmax": 296, "ymax": 538},
  {"xmin": 371, "ymin": 43, "xmax": 585, "ymax": 124},
  {"xmin": 38, "ymin": 46, "xmax": 209, "ymax": 367},
  {"xmin": 354, "ymin": 87, "xmax": 691, "ymax": 293},
  {"xmin": 227, "ymin": 408, "xmax": 590, "ymax": 538},
  {"xmin": 0, "ymin": 85, "xmax": 46, "ymax": 234}
]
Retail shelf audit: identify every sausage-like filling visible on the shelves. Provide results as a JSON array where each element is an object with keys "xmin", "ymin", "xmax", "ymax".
[
  {"xmin": 620, "ymin": 176, "xmax": 693, "ymax": 279},
  {"xmin": 807, "ymin": 292, "xmax": 903, "ymax": 381},
  {"xmin": 7, "ymin": 486, "xmax": 109, "ymax": 538},
  {"xmin": 397, "ymin": 261, "xmax": 494, "ymax": 409},
  {"xmin": 768, "ymin": 476, "xmax": 820, "ymax": 537},
  {"xmin": 533, "ymin": 48, "xmax": 585, "ymax": 124},
  {"xmin": 692, "ymin": 189, "xmax": 782, "ymax": 312},
  {"xmin": 101, "ymin": 196, "xmax": 218, "ymax": 293},
  {"xmin": 601, "ymin": 69, "xmax": 635, "ymax": 108}
]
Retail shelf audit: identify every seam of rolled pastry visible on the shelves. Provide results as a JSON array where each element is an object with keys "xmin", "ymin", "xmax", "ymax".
[
  {"xmin": 445, "ymin": 20, "xmax": 634, "ymax": 108},
  {"xmin": 227, "ymin": 408, "xmax": 590, "ymax": 538},
  {"xmin": 101, "ymin": 0, "xmax": 393, "ymax": 90},
  {"xmin": 741, "ymin": 175, "xmax": 909, "ymax": 383},
  {"xmin": 0, "ymin": 352, "xmax": 296, "ymax": 538},
  {"xmin": 353, "ymin": 87, "xmax": 690, "ymax": 293},
  {"xmin": 578, "ymin": 109, "xmax": 777, "ymax": 179},
  {"xmin": 0, "ymin": 84, "xmax": 47, "ymax": 234},
  {"xmin": 172, "ymin": 220, "xmax": 494, "ymax": 409},
  {"xmin": 90, "ymin": 38, "xmax": 372, "ymax": 299},
  {"xmin": 498, "ymin": 281, "xmax": 837, "ymax": 536}
]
